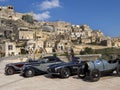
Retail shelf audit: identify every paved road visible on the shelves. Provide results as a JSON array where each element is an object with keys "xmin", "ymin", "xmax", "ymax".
[{"xmin": 0, "ymin": 59, "xmax": 120, "ymax": 90}]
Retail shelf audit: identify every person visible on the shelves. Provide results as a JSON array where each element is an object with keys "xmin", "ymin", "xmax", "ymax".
[
  {"xmin": 68, "ymin": 48, "xmax": 74, "ymax": 61},
  {"xmin": 70, "ymin": 48, "xmax": 74, "ymax": 59},
  {"xmin": 52, "ymin": 47, "xmax": 57, "ymax": 57}
]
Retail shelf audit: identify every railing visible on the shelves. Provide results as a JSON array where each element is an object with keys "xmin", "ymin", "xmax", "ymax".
[{"xmin": 0, "ymin": 53, "xmax": 102, "ymax": 62}]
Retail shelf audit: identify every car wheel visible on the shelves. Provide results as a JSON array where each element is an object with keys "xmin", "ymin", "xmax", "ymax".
[
  {"xmin": 116, "ymin": 65, "xmax": 120, "ymax": 76},
  {"xmin": 6, "ymin": 67, "xmax": 15, "ymax": 75},
  {"xmin": 24, "ymin": 69, "xmax": 35, "ymax": 77},
  {"xmin": 77, "ymin": 67, "xmax": 86, "ymax": 79},
  {"xmin": 89, "ymin": 69, "xmax": 101, "ymax": 82},
  {"xmin": 60, "ymin": 68, "xmax": 70, "ymax": 78}
]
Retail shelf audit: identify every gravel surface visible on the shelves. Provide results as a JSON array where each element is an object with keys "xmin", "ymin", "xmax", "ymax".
[{"xmin": 0, "ymin": 58, "xmax": 120, "ymax": 90}]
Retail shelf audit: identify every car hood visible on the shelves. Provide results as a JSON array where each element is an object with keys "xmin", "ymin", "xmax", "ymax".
[
  {"xmin": 6, "ymin": 62, "xmax": 26, "ymax": 66},
  {"xmin": 6, "ymin": 60, "xmax": 40, "ymax": 66},
  {"xmin": 48, "ymin": 61, "xmax": 76, "ymax": 69}
]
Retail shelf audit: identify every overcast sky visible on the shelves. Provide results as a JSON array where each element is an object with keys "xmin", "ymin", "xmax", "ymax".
[{"xmin": 0, "ymin": 0, "xmax": 120, "ymax": 37}]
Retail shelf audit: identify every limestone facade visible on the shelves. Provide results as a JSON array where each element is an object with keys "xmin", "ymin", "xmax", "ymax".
[
  {"xmin": 112, "ymin": 37, "xmax": 120, "ymax": 47},
  {"xmin": 0, "ymin": 40, "xmax": 20, "ymax": 56},
  {"xmin": 17, "ymin": 27, "xmax": 34, "ymax": 41}
]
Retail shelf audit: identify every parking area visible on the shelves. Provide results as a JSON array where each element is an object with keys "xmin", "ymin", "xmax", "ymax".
[{"xmin": 0, "ymin": 59, "xmax": 120, "ymax": 90}]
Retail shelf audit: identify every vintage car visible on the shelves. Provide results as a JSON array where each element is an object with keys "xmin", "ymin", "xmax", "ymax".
[
  {"xmin": 5, "ymin": 56, "xmax": 63, "ymax": 75},
  {"xmin": 47, "ymin": 57, "xmax": 85, "ymax": 78},
  {"xmin": 20, "ymin": 56, "xmax": 64, "ymax": 77},
  {"xmin": 77, "ymin": 59, "xmax": 120, "ymax": 81},
  {"xmin": 5, "ymin": 58, "xmax": 37, "ymax": 75}
]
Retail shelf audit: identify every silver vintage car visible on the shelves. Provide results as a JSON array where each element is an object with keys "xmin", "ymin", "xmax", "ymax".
[{"xmin": 77, "ymin": 58, "xmax": 120, "ymax": 81}]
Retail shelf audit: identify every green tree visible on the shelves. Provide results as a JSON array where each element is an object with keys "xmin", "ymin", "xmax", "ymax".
[
  {"xmin": 80, "ymin": 47, "xmax": 94, "ymax": 55},
  {"xmin": 22, "ymin": 15, "xmax": 34, "ymax": 24}
]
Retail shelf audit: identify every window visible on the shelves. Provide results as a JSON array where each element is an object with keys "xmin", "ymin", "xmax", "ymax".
[
  {"xmin": 65, "ymin": 43, "xmax": 67, "ymax": 45},
  {"xmin": 0, "ymin": 46, "xmax": 2, "ymax": 50},
  {"xmin": 8, "ymin": 45, "xmax": 13, "ymax": 50},
  {"xmin": 61, "ymin": 46, "xmax": 63, "ymax": 50},
  {"xmin": 48, "ymin": 58, "xmax": 56, "ymax": 62}
]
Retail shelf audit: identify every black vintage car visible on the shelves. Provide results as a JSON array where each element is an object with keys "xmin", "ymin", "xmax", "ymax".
[
  {"xmin": 5, "ymin": 58, "xmax": 37, "ymax": 75},
  {"xmin": 20, "ymin": 56, "xmax": 64, "ymax": 77},
  {"xmin": 5, "ymin": 56, "xmax": 63, "ymax": 75},
  {"xmin": 47, "ymin": 57, "xmax": 86, "ymax": 78}
]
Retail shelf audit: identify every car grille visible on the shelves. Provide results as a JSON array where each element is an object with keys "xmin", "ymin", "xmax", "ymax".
[{"xmin": 48, "ymin": 68, "xmax": 55, "ymax": 72}]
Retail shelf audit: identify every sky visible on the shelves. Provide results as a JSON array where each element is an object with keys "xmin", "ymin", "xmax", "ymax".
[{"xmin": 0, "ymin": 0, "xmax": 120, "ymax": 37}]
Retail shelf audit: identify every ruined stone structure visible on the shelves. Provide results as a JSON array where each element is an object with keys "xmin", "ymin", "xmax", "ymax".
[{"xmin": 0, "ymin": 6, "xmax": 32, "ymax": 20}]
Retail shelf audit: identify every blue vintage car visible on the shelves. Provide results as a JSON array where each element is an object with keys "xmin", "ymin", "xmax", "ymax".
[
  {"xmin": 77, "ymin": 58, "xmax": 120, "ymax": 81},
  {"xmin": 47, "ymin": 57, "xmax": 85, "ymax": 78},
  {"xmin": 20, "ymin": 56, "xmax": 64, "ymax": 77}
]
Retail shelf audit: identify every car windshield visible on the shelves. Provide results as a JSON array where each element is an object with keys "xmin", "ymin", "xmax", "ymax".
[{"xmin": 40, "ymin": 58, "xmax": 49, "ymax": 63}]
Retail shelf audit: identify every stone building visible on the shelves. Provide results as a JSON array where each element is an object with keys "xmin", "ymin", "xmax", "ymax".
[
  {"xmin": 80, "ymin": 25, "xmax": 92, "ymax": 37},
  {"xmin": 44, "ymin": 21, "xmax": 72, "ymax": 34},
  {"xmin": 112, "ymin": 37, "xmax": 120, "ymax": 47},
  {"xmin": 0, "ymin": 40, "xmax": 19, "ymax": 57},
  {"xmin": 81, "ymin": 37, "xmax": 91, "ymax": 44},
  {"xmin": 0, "ymin": 5, "xmax": 33, "ymax": 20},
  {"xmin": 25, "ymin": 39, "xmax": 45, "ymax": 51},
  {"xmin": 101, "ymin": 37, "xmax": 112, "ymax": 47},
  {"xmin": 91, "ymin": 30, "xmax": 105, "ymax": 43},
  {"xmin": 45, "ymin": 40, "xmax": 56, "ymax": 48},
  {"xmin": 0, "ymin": 6, "xmax": 15, "ymax": 19},
  {"xmin": 17, "ymin": 27, "xmax": 34, "ymax": 41},
  {"xmin": 57, "ymin": 40, "xmax": 73, "ymax": 52}
]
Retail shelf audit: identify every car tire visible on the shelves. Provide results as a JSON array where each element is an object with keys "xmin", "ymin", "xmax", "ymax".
[
  {"xmin": 24, "ymin": 68, "xmax": 35, "ymax": 77},
  {"xmin": 89, "ymin": 69, "xmax": 101, "ymax": 82},
  {"xmin": 60, "ymin": 68, "xmax": 70, "ymax": 78},
  {"xmin": 5, "ymin": 67, "xmax": 15, "ymax": 75},
  {"xmin": 77, "ymin": 67, "xmax": 86, "ymax": 79},
  {"xmin": 116, "ymin": 65, "xmax": 120, "ymax": 76}
]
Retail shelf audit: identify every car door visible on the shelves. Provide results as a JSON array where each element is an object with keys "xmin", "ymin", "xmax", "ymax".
[
  {"xmin": 43, "ymin": 57, "xmax": 61, "ymax": 71},
  {"xmin": 38, "ymin": 57, "xmax": 57, "ymax": 72},
  {"xmin": 38, "ymin": 58, "xmax": 49, "ymax": 72}
]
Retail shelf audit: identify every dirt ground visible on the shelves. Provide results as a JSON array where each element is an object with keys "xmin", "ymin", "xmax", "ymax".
[{"xmin": 0, "ymin": 58, "xmax": 120, "ymax": 90}]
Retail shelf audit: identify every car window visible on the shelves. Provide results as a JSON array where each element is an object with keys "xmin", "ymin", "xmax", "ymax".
[
  {"xmin": 42, "ymin": 57, "xmax": 60, "ymax": 63},
  {"xmin": 41, "ymin": 58, "xmax": 49, "ymax": 63},
  {"xmin": 108, "ymin": 60, "xmax": 117, "ymax": 63},
  {"xmin": 48, "ymin": 58, "xmax": 56, "ymax": 62}
]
